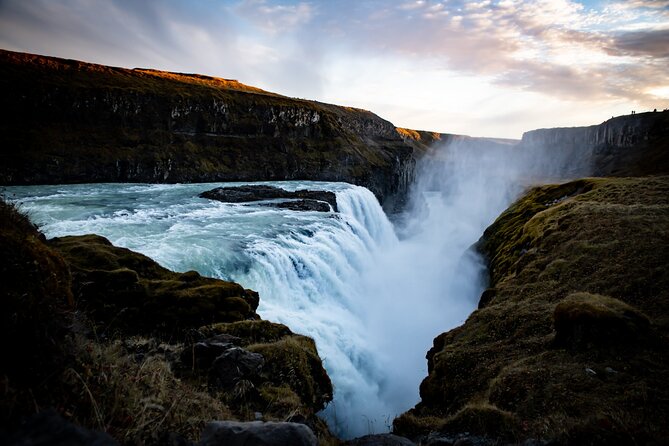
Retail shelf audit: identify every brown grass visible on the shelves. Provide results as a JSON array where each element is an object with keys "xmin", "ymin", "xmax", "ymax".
[{"xmin": 396, "ymin": 176, "xmax": 669, "ymax": 444}]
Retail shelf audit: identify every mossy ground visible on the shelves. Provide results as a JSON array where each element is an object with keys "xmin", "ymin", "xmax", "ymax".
[
  {"xmin": 0, "ymin": 199, "xmax": 336, "ymax": 445},
  {"xmin": 395, "ymin": 176, "xmax": 669, "ymax": 444},
  {"xmin": 196, "ymin": 321, "xmax": 334, "ymax": 440},
  {"xmin": 49, "ymin": 234, "xmax": 260, "ymax": 338}
]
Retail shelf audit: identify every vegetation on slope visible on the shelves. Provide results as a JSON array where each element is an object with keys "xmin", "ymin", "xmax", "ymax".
[
  {"xmin": 395, "ymin": 176, "xmax": 669, "ymax": 444},
  {"xmin": 0, "ymin": 199, "xmax": 334, "ymax": 444},
  {"xmin": 0, "ymin": 49, "xmax": 414, "ymax": 207}
]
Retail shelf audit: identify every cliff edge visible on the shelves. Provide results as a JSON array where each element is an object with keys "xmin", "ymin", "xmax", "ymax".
[
  {"xmin": 0, "ymin": 49, "xmax": 414, "ymax": 208},
  {"xmin": 395, "ymin": 176, "xmax": 669, "ymax": 444}
]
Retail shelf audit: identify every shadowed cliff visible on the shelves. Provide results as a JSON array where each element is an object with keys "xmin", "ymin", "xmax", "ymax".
[
  {"xmin": 518, "ymin": 111, "xmax": 669, "ymax": 177},
  {"xmin": 394, "ymin": 176, "xmax": 669, "ymax": 445},
  {"xmin": 0, "ymin": 199, "xmax": 334, "ymax": 444},
  {"xmin": 0, "ymin": 49, "xmax": 414, "ymax": 209}
]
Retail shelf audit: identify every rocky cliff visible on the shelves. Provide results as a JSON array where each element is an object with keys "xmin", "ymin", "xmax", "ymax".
[
  {"xmin": 0, "ymin": 49, "xmax": 414, "ymax": 209},
  {"xmin": 395, "ymin": 176, "xmax": 669, "ymax": 444},
  {"xmin": 519, "ymin": 111, "xmax": 669, "ymax": 177},
  {"xmin": 0, "ymin": 199, "xmax": 334, "ymax": 444}
]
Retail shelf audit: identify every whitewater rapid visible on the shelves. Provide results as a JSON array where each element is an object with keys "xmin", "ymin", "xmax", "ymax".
[{"xmin": 6, "ymin": 181, "xmax": 432, "ymax": 436}]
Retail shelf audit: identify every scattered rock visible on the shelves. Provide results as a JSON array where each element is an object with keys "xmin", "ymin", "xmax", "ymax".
[
  {"xmin": 199, "ymin": 420, "xmax": 317, "ymax": 446},
  {"xmin": 210, "ymin": 347, "xmax": 265, "ymax": 390},
  {"xmin": 421, "ymin": 432, "xmax": 501, "ymax": 446}
]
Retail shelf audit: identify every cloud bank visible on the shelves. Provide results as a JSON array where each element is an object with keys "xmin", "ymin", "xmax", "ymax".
[{"xmin": 0, "ymin": 0, "xmax": 667, "ymax": 137}]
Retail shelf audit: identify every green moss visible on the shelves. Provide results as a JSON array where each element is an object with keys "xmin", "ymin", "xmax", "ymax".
[
  {"xmin": 49, "ymin": 234, "xmax": 260, "ymax": 338},
  {"xmin": 257, "ymin": 384, "xmax": 303, "ymax": 416},
  {"xmin": 400, "ymin": 176, "xmax": 669, "ymax": 444},
  {"xmin": 553, "ymin": 292, "xmax": 650, "ymax": 349},
  {"xmin": 442, "ymin": 403, "xmax": 520, "ymax": 441},
  {"xmin": 392, "ymin": 412, "xmax": 446, "ymax": 439},
  {"xmin": 247, "ymin": 335, "xmax": 332, "ymax": 413},
  {"xmin": 201, "ymin": 320, "xmax": 293, "ymax": 346}
]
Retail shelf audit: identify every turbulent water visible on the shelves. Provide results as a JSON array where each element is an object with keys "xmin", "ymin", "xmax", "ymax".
[
  {"xmin": 6, "ymin": 135, "xmax": 579, "ymax": 438},
  {"xmin": 4, "ymin": 181, "xmax": 418, "ymax": 436}
]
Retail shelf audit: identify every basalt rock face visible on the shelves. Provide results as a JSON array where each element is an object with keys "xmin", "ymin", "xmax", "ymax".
[
  {"xmin": 49, "ymin": 234, "xmax": 260, "ymax": 337},
  {"xmin": 519, "ymin": 111, "xmax": 669, "ymax": 177},
  {"xmin": 199, "ymin": 185, "xmax": 338, "ymax": 212},
  {"xmin": 394, "ymin": 177, "xmax": 669, "ymax": 444},
  {"xmin": 0, "ymin": 49, "xmax": 414, "ymax": 209}
]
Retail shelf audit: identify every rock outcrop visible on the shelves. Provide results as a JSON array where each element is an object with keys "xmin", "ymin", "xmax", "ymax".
[
  {"xmin": 199, "ymin": 184, "xmax": 338, "ymax": 212},
  {"xmin": 395, "ymin": 176, "xmax": 669, "ymax": 444},
  {"xmin": 0, "ymin": 198, "xmax": 334, "ymax": 445},
  {"xmin": 49, "ymin": 234, "xmax": 260, "ymax": 337},
  {"xmin": 0, "ymin": 49, "xmax": 414, "ymax": 209},
  {"xmin": 518, "ymin": 111, "xmax": 669, "ymax": 177}
]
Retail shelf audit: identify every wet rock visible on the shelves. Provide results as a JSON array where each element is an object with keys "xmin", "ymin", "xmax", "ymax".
[
  {"xmin": 49, "ymin": 234, "xmax": 261, "ymax": 337},
  {"xmin": 199, "ymin": 420, "xmax": 317, "ymax": 446},
  {"xmin": 199, "ymin": 185, "xmax": 338, "ymax": 212},
  {"xmin": 210, "ymin": 347, "xmax": 264, "ymax": 390},
  {"xmin": 271, "ymin": 199, "xmax": 332, "ymax": 212},
  {"xmin": 477, "ymin": 288, "xmax": 496, "ymax": 309},
  {"xmin": 5, "ymin": 409, "xmax": 118, "ymax": 446},
  {"xmin": 345, "ymin": 433, "xmax": 416, "ymax": 445}
]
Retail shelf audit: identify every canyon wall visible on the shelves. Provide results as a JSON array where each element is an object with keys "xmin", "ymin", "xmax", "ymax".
[
  {"xmin": 519, "ymin": 111, "xmax": 669, "ymax": 177},
  {"xmin": 0, "ymin": 50, "xmax": 414, "ymax": 208}
]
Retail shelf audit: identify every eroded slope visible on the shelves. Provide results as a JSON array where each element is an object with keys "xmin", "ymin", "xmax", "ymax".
[{"xmin": 395, "ymin": 176, "xmax": 669, "ymax": 444}]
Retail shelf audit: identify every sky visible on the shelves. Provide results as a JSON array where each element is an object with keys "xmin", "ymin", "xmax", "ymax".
[{"xmin": 0, "ymin": 0, "xmax": 668, "ymax": 138}]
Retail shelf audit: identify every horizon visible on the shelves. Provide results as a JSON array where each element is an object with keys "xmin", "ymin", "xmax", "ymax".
[{"xmin": 1, "ymin": 0, "xmax": 667, "ymax": 139}]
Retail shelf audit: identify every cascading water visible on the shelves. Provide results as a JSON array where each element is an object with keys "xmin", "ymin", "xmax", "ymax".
[
  {"xmin": 5, "ymin": 136, "xmax": 587, "ymax": 438},
  {"xmin": 5, "ymin": 181, "xmax": 405, "ymax": 437}
]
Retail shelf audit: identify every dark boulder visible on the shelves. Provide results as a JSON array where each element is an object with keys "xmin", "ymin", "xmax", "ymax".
[
  {"xmin": 271, "ymin": 199, "xmax": 332, "ymax": 212},
  {"xmin": 199, "ymin": 420, "xmax": 317, "ymax": 446},
  {"xmin": 180, "ymin": 334, "xmax": 240, "ymax": 371},
  {"xmin": 210, "ymin": 347, "xmax": 265, "ymax": 390},
  {"xmin": 199, "ymin": 185, "xmax": 338, "ymax": 212}
]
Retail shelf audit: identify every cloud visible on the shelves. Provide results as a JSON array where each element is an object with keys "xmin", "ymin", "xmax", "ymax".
[
  {"xmin": 235, "ymin": 0, "xmax": 314, "ymax": 34},
  {"xmin": 0, "ymin": 0, "xmax": 666, "ymax": 137},
  {"xmin": 608, "ymin": 29, "xmax": 669, "ymax": 58}
]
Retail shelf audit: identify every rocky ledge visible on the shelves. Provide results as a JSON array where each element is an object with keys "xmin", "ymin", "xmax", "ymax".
[
  {"xmin": 0, "ymin": 198, "xmax": 334, "ymax": 445},
  {"xmin": 199, "ymin": 184, "xmax": 338, "ymax": 212},
  {"xmin": 395, "ymin": 176, "xmax": 669, "ymax": 445},
  {"xmin": 0, "ymin": 49, "xmax": 414, "ymax": 210}
]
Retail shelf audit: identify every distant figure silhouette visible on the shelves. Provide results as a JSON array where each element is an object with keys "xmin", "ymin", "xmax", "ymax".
[{"xmin": 654, "ymin": 108, "xmax": 657, "ymax": 112}]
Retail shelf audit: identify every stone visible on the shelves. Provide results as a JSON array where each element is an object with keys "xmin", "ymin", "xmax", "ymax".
[
  {"xmin": 345, "ymin": 433, "xmax": 416, "ymax": 445},
  {"xmin": 271, "ymin": 199, "xmax": 332, "ymax": 212},
  {"xmin": 199, "ymin": 420, "xmax": 317, "ymax": 446},
  {"xmin": 181, "ymin": 334, "xmax": 239, "ymax": 371},
  {"xmin": 210, "ymin": 347, "xmax": 264, "ymax": 389},
  {"xmin": 199, "ymin": 185, "xmax": 338, "ymax": 212}
]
